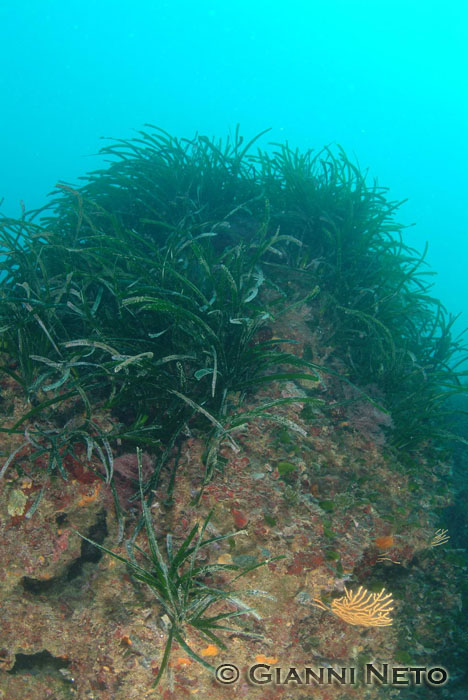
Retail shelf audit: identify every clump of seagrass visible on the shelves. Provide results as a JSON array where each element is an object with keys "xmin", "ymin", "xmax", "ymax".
[
  {"xmin": 312, "ymin": 585, "xmax": 394, "ymax": 627},
  {"xmin": 79, "ymin": 448, "xmax": 282, "ymax": 687}
]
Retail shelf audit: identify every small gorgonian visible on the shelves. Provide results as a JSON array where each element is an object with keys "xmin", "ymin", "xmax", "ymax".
[{"xmin": 312, "ymin": 585, "xmax": 394, "ymax": 627}]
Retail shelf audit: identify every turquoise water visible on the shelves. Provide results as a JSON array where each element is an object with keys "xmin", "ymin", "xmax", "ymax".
[{"xmin": 1, "ymin": 0, "xmax": 467, "ymax": 327}]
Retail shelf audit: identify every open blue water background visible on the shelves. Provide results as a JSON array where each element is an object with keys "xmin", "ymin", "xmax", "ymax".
[{"xmin": 1, "ymin": 0, "xmax": 467, "ymax": 337}]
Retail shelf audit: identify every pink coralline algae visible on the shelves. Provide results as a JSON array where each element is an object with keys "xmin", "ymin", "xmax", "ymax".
[
  {"xmin": 52, "ymin": 531, "xmax": 70, "ymax": 562},
  {"xmin": 112, "ymin": 451, "xmax": 153, "ymax": 482}
]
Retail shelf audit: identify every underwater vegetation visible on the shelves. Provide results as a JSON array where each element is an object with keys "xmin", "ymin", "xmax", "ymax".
[
  {"xmin": 78, "ymin": 448, "xmax": 281, "ymax": 688},
  {"xmin": 1, "ymin": 125, "xmax": 467, "ymax": 690},
  {"xmin": 1, "ymin": 125, "xmax": 466, "ymax": 476}
]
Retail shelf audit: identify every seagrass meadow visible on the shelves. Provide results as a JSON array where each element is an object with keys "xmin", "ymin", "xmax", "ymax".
[{"xmin": 1, "ymin": 127, "xmax": 467, "ymax": 699}]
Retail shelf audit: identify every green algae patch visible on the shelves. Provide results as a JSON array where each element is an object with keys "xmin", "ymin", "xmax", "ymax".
[
  {"xmin": 7, "ymin": 489, "xmax": 28, "ymax": 517},
  {"xmin": 318, "ymin": 499, "xmax": 335, "ymax": 512},
  {"xmin": 277, "ymin": 461, "xmax": 297, "ymax": 476},
  {"xmin": 277, "ymin": 429, "xmax": 293, "ymax": 445},
  {"xmin": 325, "ymin": 549, "xmax": 340, "ymax": 561}
]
